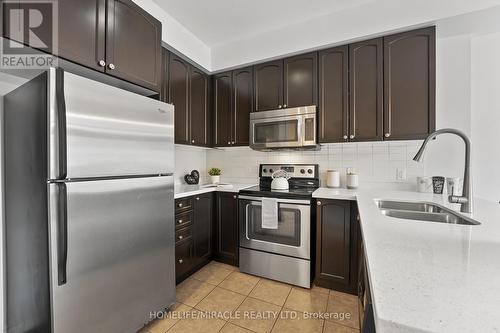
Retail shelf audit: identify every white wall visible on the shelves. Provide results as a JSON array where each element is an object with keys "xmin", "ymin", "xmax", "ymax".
[
  {"xmin": 132, "ymin": 0, "xmax": 211, "ymax": 70},
  {"xmin": 210, "ymin": 1, "xmax": 500, "ymax": 71},
  {"xmin": 174, "ymin": 145, "xmax": 208, "ymax": 185}
]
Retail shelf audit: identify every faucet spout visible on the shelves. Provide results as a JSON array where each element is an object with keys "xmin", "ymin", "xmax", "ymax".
[{"xmin": 412, "ymin": 128, "xmax": 473, "ymax": 214}]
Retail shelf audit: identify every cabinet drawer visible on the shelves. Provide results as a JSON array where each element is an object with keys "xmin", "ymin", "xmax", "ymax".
[
  {"xmin": 175, "ymin": 197, "xmax": 193, "ymax": 213},
  {"xmin": 176, "ymin": 239, "xmax": 194, "ymax": 278},
  {"xmin": 175, "ymin": 226, "xmax": 192, "ymax": 243},
  {"xmin": 175, "ymin": 211, "xmax": 193, "ymax": 229}
]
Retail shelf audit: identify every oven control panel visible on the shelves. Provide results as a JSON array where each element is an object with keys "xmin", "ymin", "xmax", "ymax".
[{"xmin": 259, "ymin": 164, "xmax": 318, "ymax": 179}]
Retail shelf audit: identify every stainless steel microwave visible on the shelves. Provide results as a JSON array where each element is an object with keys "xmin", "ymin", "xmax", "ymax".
[{"xmin": 249, "ymin": 105, "xmax": 317, "ymax": 150}]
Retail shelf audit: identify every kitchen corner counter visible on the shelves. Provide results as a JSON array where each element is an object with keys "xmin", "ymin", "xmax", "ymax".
[
  {"xmin": 312, "ymin": 187, "xmax": 358, "ymax": 200},
  {"xmin": 321, "ymin": 188, "xmax": 500, "ymax": 333},
  {"xmin": 174, "ymin": 183, "xmax": 256, "ymax": 199}
]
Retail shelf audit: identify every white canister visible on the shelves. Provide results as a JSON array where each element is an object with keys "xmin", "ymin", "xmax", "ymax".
[
  {"xmin": 326, "ymin": 170, "xmax": 340, "ymax": 188},
  {"xmin": 446, "ymin": 177, "xmax": 462, "ymax": 196},
  {"xmin": 416, "ymin": 176, "xmax": 433, "ymax": 193},
  {"xmin": 210, "ymin": 175, "xmax": 220, "ymax": 184},
  {"xmin": 346, "ymin": 173, "xmax": 359, "ymax": 189}
]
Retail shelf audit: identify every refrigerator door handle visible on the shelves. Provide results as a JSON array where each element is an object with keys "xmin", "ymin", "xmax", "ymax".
[
  {"xmin": 49, "ymin": 68, "xmax": 67, "ymax": 180},
  {"xmin": 56, "ymin": 183, "xmax": 68, "ymax": 285}
]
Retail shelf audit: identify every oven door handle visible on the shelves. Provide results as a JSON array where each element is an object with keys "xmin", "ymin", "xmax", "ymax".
[{"xmin": 238, "ymin": 195, "xmax": 310, "ymax": 205}]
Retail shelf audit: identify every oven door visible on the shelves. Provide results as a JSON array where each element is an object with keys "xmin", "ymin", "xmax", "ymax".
[
  {"xmin": 249, "ymin": 115, "xmax": 303, "ymax": 149},
  {"xmin": 238, "ymin": 195, "xmax": 311, "ymax": 259}
]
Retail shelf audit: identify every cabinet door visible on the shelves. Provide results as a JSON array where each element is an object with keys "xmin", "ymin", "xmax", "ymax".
[
  {"xmin": 316, "ymin": 199, "xmax": 351, "ymax": 285},
  {"xmin": 160, "ymin": 48, "xmax": 169, "ymax": 103},
  {"xmin": 318, "ymin": 46, "xmax": 349, "ymax": 143},
  {"xmin": 106, "ymin": 0, "xmax": 162, "ymax": 91},
  {"xmin": 193, "ymin": 193, "xmax": 213, "ymax": 263},
  {"xmin": 254, "ymin": 60, "xmax": 283, "ymax": 111},
  {"xmin": 190, "ymin": 67, "xmax": 209, "ymax": 146},
  {"xmin": 284, "ymin": 52, "xmax": 318, "ymax": 108},
  {"xmin": 169, "ymin": 55, "xmax": 190, "ymax": 144},
  {"xmin": 349, "ymin": 38, "xmax": 383, "ymax": 141},
  {"xmin": 175, "ymin": 238, "xmax": 194, "ymax": 282},
  {"xmin": 384, "ymin": 27, "xmax": 436, "ymax": 140},
  {"xmin": 58, "ymin": 0, "xmax": 106, "ymax": 71},
  {"xmin": 232, "ymin": 67, "xmax": 253, "ymax": 146},
  {"xmin": 214, "ymin": 192, "xmax": 239, "ymax": 266},
  {"xmin": 213, "ymin": 72, "xmax": 233, "ymax": 146}
]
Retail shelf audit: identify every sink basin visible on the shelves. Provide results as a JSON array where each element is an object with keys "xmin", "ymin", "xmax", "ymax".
[{"xmin": 375, "ymin": 200, "xmax": 480, "ymax": 225}]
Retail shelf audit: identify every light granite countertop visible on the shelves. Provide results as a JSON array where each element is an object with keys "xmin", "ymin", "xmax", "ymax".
[
  {"xmin": 313, "ymin": 187, "xmax": 500, "ymax": 333},
  {"xmin": 174, "ymin": 183, "xmax": 256, "ymax": 199}
]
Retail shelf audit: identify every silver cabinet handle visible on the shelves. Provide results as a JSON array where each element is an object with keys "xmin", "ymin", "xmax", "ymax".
[
  {"xmin": 108, "ymin": 63, "xmax": 115, "ymax": 70},
  {"xmin": 233, "ymin": 195, "xmax": 237, "ymax": 199},
  {"xmin": 178, "ymin": 259, "xmax": 183, "ymax": 264},
  {"xmin": 191, "ymin": 140, "xmax": 195, "ymax": 143},
  {"xmin": 227, "ymin": 141, "xmax": 231, "ymax": 145},
  {"xmin": 283, "ymin": 104, "xmax": 287, "ymax": 108},
  {"xmin": 178, "ymin": 235, "xmax": 183, "ymax": 240},
  {"xmin": 196, "ymin": 197, "xmax": 200, "ymax": 201},
  {"xmin": 98, "ymin": 60, "xmax": 106, "ymax": 67},
  {"xmin": 317, "ymin": 201, "xmax": 322, "ymax": 206},
  {"xmin": 343, "ymin": 135, "xmax": 348, "ymax": 140},
  {"xmin": 178, "ymin": 203, "xmax": 183, "ymax": 208},
  {"xmin": 231, "ymin": 141, "xmax": 235, "ymax": 144},
  {"xmin": 278, "ymin": 105, "xmax": 282, "ymax": 108},
  {"xmin": 349, "ymin": 134, "xmax": 355, "ymax": 139},
  {"xmin": 177, "ymin": 219, "xmax": 183, "ymax": 224},
  {"xmin": 385, "ymin": 133, "xmax": 391, "ymax": 138}
]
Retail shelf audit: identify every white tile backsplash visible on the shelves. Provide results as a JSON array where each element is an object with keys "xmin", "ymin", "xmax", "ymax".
[
  {"xmin": 175, "ymin": 145, "xmax": 208, "ymax": 185},
  {"xmin": 206, "ymin": 141, "xmax": 425, "ymax": 188}
]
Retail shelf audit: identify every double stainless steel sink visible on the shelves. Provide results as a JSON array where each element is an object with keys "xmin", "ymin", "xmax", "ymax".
[{"xmin": 375, "ymin": 200, "xmax": 481, "ymax": 225}]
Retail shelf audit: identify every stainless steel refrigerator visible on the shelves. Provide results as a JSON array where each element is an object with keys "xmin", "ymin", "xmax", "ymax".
[{"xmin": 3, "ymin": 68, "xmax": 175, "ymax": 333}]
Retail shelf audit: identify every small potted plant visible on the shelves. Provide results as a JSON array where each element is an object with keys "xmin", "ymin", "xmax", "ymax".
[{"xmin": 208, "ymin": 167, "xmax": 221, "ymax": 184}]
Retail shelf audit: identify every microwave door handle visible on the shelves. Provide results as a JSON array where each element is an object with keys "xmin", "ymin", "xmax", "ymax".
[{"xmin": 297, "ymin": 117, "xmax": 303, "ymax": 146}]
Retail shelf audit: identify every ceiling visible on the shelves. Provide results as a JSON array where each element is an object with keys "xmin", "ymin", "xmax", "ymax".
[{"xmin": 152, "ymin": 0, "xmax": 372, "ymax": 47}]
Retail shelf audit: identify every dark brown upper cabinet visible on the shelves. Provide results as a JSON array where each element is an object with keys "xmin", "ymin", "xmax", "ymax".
[
  {"xmin": 160, "ymin": 48, "xmax": 170, "ymax": 103},
  {"xmin": 168, "ymin": 53, "xmax": 210, "ymax": 146},
  {"xmin": 3, "ymin": 0, "xmax": 162, "ymax": 91},
  {"xmin": 254, "ymin": 60, "xmax": 283, "ymax": 111},
  {"xmin": 349, "ymin": 38, "xmax": 384, "ymax": 142},
  {"xmin": 190, "ymin": 67, "xmax": 210, "ymax": 146},
  {"xmin": 383, "ymin": 27, "xmax": 436, "ymax": 140},
  {"xmin": 213, "ymin": 72, "xmax": 233, "ymax": 147},
  {"xmin": 318, "ymin": 46, "xmax": 349, "ymax": 143},
  {"xmin": 212, "ymin": 67, "xmax": 253, "ymax": 147},
  {"xmin": 169, "ymin": 54, "xmax": 190, "ymax": 145},
  {"xmin": 57, "ymin": 0, "xmax": 106, "ymax": 72},
  {"xmin": 232, "ymin": 67, "xmax": 253, "ymax": 145},
  {"xmin": 106, "ymin": 0, "xmax": 162, "ymax": 91},
  {"xmin": 284, "ymin": 52, "xmax": 318, "ymax": 108}
]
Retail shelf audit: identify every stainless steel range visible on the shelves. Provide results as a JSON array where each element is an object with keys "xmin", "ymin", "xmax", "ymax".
[{"xmin": 238, "ymin": 164, "xmax": 319, "ymax": 288}]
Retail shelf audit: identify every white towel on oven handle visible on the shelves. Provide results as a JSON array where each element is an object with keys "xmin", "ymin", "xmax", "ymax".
[{"xmin": 261, "ymin": 197, "xmax": 278, "ymax": 229}]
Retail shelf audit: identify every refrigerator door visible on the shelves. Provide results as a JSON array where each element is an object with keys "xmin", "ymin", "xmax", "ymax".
[
  {"xmin": 48, "ymin": 68, "xmax": 174, "ymax": 180},
  {"xmin": 48, "ymin": 176, "xmax": 175, "ymax": 333}
]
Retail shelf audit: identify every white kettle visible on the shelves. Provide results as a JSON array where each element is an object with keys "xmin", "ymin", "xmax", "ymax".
[{"xmin": 271, "ymin": 170, "xmax": 290, "ymax": 190}]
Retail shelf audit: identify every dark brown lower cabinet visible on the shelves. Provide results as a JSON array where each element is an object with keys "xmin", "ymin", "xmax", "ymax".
[
  {"xmin": 315, "ymin": 199, "xmax": 360, "ymax": 295},
  {"xmin": 214, "ymin": 192, "xmax": 239, "ymax": 266},
  {"xmin": 175, "ymin": 193, "xmax": 213, "ymax": 283}
]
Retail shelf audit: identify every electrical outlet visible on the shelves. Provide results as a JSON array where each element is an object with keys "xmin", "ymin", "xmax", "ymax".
[{"xmin": 396, "ymin": 167, "xmax": 407, "ymax": 181}]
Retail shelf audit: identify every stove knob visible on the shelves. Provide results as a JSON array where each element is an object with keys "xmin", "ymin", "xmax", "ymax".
[
  {"xmin": 300, "ymin": 169, "xmax": 305, "ymax": 174},
  {"xmin": 263, "ymin": 168, "xmax": 267, "ymax": 173},
  {"xmin": 307, "ymin": 169, "xmax": 313, "ymax": 174},
  {"xmin": 269, "ymin": 168, "xmax": 274, "ymax": 173}
]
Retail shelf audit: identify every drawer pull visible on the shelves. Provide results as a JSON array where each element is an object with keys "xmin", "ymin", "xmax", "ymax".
[
  {"xmin": 178, "ymin": 203, "xmax": 183, "ymax": 208},
  {"xmin": 177, "ymin": 219, "xmax": 183, "ymax": 224},
  {"xmin": 196, "ymin": 197, "xmax": 200, "ymax": 201},
  {"xmin": 317, "ymin": 201, "xmax": 322, "ymax": 206},
  {"xmin": 178, "ymin": 235, "xmax": 184, "ymax": 240},
  {"xmin": 178, "ymin": 259, "xmax": 183, "ymax": 264}
]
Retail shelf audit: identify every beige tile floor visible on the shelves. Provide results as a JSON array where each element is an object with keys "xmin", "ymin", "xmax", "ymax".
[{"xmin": 140, "ymin": 261, "xmax": 360, "ymax": 333}]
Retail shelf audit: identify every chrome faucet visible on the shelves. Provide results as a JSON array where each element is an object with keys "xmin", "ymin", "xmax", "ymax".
[{"xmin": 413, "ymin": 128, "xmax": 473, "ymax": 214}]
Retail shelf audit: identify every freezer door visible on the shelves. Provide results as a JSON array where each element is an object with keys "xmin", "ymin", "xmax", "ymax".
[
  {"xmin": 48, "ymin": 68, "xmax": 174, "ymax": 180},
  {"xmin": 48, "ymin": 176, "xmax": 175, "ymax": 333}
]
